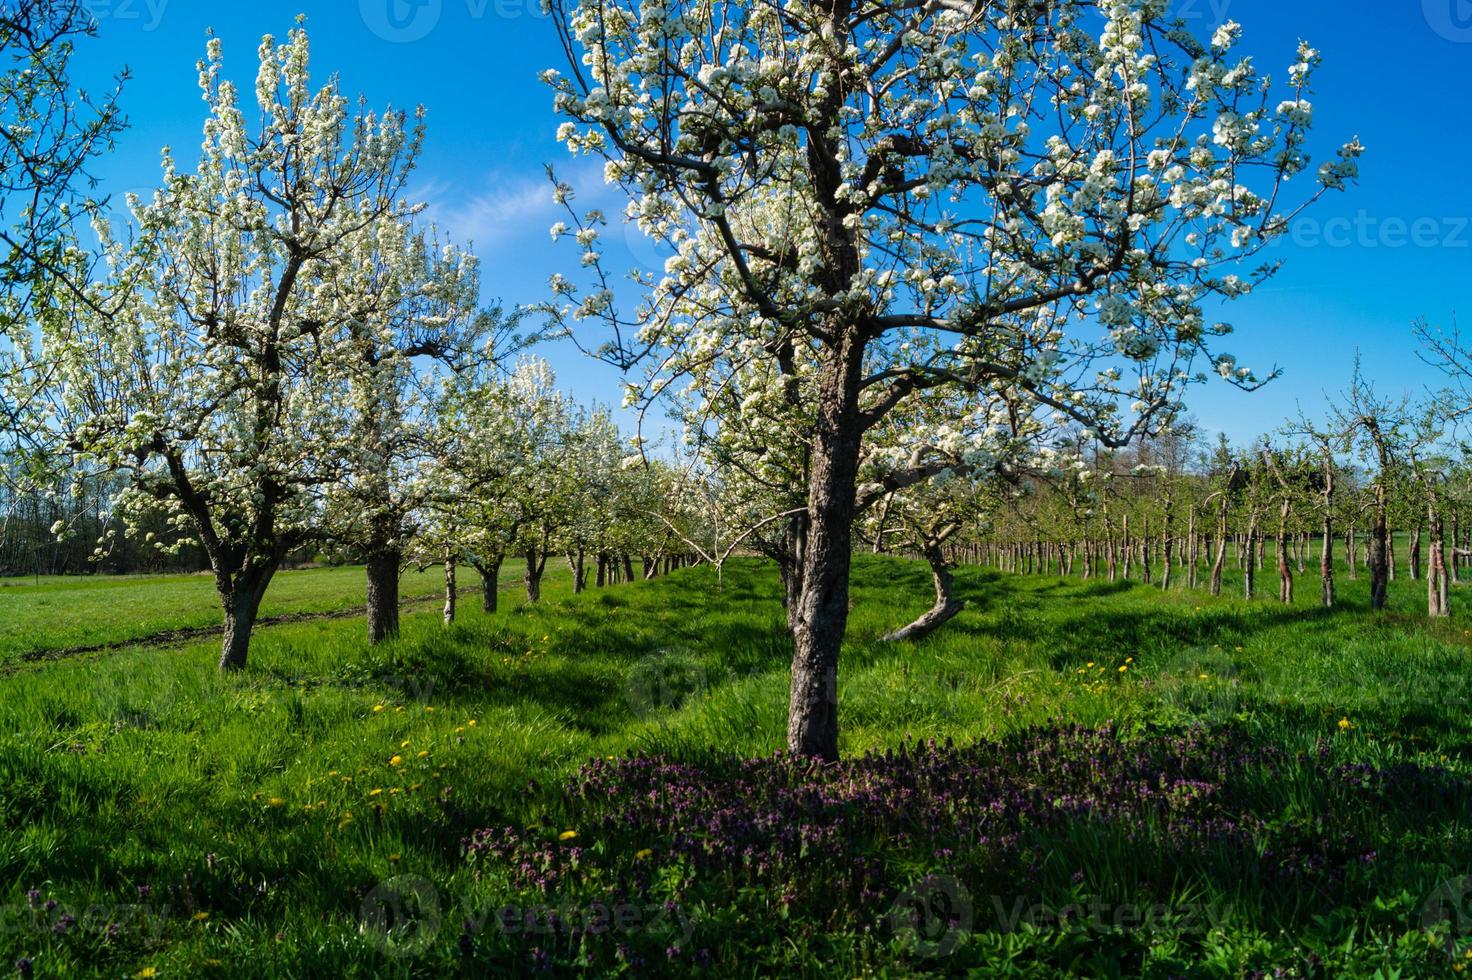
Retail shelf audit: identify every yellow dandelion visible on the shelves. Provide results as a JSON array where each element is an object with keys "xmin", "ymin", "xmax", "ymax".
[
  {"xmin": 1086, "ymin": 662, "xmax": 1095, "ymax": 668},
  {"xmin": 372, "ymin": 704, "xmax": 385, "ymax": 713},
  {"xmin": 390, "ymin": 755, "xmax": 403, "ymax": 767},
  {"xmin": 369, "ymin": 788, "xmax": 384, "ymax": 797},
  {"xmin": 1118, "ymin": 665, "xmax": 1128, "ymax": 673},
  {"xmin": 394, "ymin": 707, "xmax": 404, "ymax": 713},
  {"xmin": 192, "ymin": 911, "xmax": 210, "ymax": 922},
  {"xmin": 267, "ymin": 797, "xmax": 285, "ymax": 807},
  {"xmin": 1198, "ymin": 673, "xmax": 1209, "ymax": 680},
  {"xmin": 559, "ymin": 830, "xmax": 578, "ymax": 841},
  {"xmin": 133, "ymin": 969, "xmax": 158, "ymax": 980},
  {"xmin": 1338, "ymin": 717, "xmax": 1352, "ymax": 731},
  {"xmin": 400, "ymin": 739, "xmax": 412, "ymax": 748},
  {"xmin": 635, "ymin": 848, "xmax": 653, "ymax": 860},
  {"xmin": 467, "ymin": 719, "xmax": 477, "ymax": 727},
  {"xmin": 425, "ymin": 706, "xmax": 436, "ymax": 712},
  {"xmin": 417, "ymin": 750, "xmax": 429, "ymax": 759}
]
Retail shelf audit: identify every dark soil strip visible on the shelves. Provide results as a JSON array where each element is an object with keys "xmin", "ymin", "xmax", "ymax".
[{"xmin": 12, "ymin": 581, "xmax": 511, "ymax": 667}]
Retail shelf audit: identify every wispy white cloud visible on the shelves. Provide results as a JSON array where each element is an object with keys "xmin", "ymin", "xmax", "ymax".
[{"xmin": 421, "ymin": 159, "xmax": 613, "ymax": 258}]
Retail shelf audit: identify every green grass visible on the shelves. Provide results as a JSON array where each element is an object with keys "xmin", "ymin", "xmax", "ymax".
[
  {"xmin": 0, "ymin": 562, "xmax": 527, "ymax": 664},
  {"xmin": 3, "ymin": 552, "xmax": 1472, "ymax": 976}
]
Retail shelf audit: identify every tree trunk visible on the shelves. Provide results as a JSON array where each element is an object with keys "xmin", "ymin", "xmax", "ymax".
[
  {"xmin": 476, "ymin": 555, "xmax": 503, "ymax": 613},
  {"xmin": 1121, "ymin": 513, "xmax": 1132, "ymax": 580},
  {"xmin": 568, "ymin": 548, "xmax": 586, "ymax": 594},
  {"xmin": 1428, "ymin": 504, "xmax": 1450, "ymax": 618},
  {"xmin": 365, "ymin": 548, "xmax": 401, "ymax": 645},
  {"xmin": 1243, "ymin": 521, "xmax": 1258, "ymax": 600},
  {"xmin": 1320, "ymin": 513, "xmax": 1335, "ymax": 608},
  {"xmin": 1139, "ymin": 529, "xmax": 1151, "ymax": 585},
  {"xmin": 526, "ymin": 547, "xmax": 545, "ymax": 603},
  {"xmin": 1210, "ymin": 501, "xmax": 1227, "ymax": 597},
  {"xmin": 443, "ymin": 554, "xmax": 457, "ymax": 625},
  {"xmin": 786, "ymin": 339, "xmax": 864, "ymax": 762},
  {"xmin": 621, "ymin": 554, "xmax": 634, "ymax": 583},
  {"xmin": 1161, "ymin": 517, "xmax": 1174, "ymax": 591},
  {"xmin": 882, "ymin": 538, "xmax": 963, "ymax": 642},
  {"xmin": 1186, "ymin": 508, "xmax": 1198, "ymax": 590},
  {"xmin": 218, "ymin": 564, "xmax": 276, "ymax": 672},
  {"xmin": 1452, "ymin": 513, "xmax": 1462, "ymax": 585},
  {"xmin": 1275, "ymin": 501, "xmax": 1293, "ymax": 605},
  {"xmin": 1370, "ymin": 495, "xmax": 1389, "ymax": 611}
]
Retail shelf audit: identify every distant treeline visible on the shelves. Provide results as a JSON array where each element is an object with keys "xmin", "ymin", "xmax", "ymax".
[{"xmin": 0, "ymin": 468, "xmax": 208, "ymax": 577}]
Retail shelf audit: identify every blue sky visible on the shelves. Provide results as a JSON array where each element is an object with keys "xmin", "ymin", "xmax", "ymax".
[{"xmin": 70, "ymin": 0, "xmax": 1472, "ymax": 448}]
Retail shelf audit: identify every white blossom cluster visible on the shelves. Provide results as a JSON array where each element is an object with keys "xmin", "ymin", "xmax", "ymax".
[{"xmin": 540, "ymin": 0, "xmax": 1361, "ymax": 511}]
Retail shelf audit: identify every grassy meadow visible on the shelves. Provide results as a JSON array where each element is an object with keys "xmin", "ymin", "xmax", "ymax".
[
  {"xmin": 2, "ymin": 552, "xmax": 1472, "ymax": 976},
  {"xmin": 0, "ymin": 563, "xmax": 530, "ymax": 665}
]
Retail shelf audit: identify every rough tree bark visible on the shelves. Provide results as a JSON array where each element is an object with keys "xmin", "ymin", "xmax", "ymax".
[
  {"xmin": 1428, "ymin": 505, "xmax": 1450, "ymax": 618},
  {"xmin": 218, "ymin": 562, "xmax": 278, "ymax": 671},
  {"xmin": 786, "ymin": 335, "xmax": 865, "ymax": 762},
  {"xmin": 525, "ymin": 546, "xmax": 547, "ymax": 603},
  {"xmin": 442, "ymin": 553, "xmax": 457, "ymax": 625},
  {"xmin": 1186, "ymin": 506, "xmax": 1198, "ymax": 590},
  {"xmin": 1209, "ymin": 494, "xmax": 1228, "ymax": 597},
  {"xmin": 568, "ymin": 548, "xmax": 586, "ymax": 594},
  {"xmin": 365, "ymin": 547, "xmax": 401, "ymax": 645},
  {"xmin": 1275, "ymin": 499, "xmax": 1293, "ymax": 605},
  {"xmin": 1243, "ymin": 514, "xmax": 1259, "ymax": 600},
  {"xmin": 473, "ymin": 554, "xmax": 503, "ymax": 613},
  {"xmin": 883, "ymin": 528, "xmax": 964, "ymax": 643},
  {"xmin": 1370, "ymin": 481, "xmax": 1390, "ymax": 611}
]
